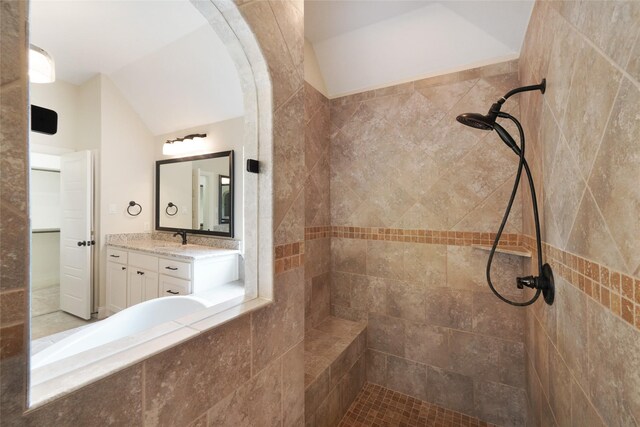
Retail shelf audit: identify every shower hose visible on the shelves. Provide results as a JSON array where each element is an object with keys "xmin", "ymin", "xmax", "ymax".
[{"xmin": 486, "ymin": 112, "xmax": 543, "ymax": 306}]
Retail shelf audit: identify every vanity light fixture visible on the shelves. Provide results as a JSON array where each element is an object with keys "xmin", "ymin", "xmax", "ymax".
[
  {"xmin": 29, "ymin": 44, "xmax": 56, "ymax": 83},
  {"xmin": 162, "ymin": 133, "xmax": 207, "ymax": 156}
]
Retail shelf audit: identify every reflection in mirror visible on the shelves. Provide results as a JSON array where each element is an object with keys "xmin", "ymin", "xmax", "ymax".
[
  {"xmin": 156, "ymin": 151, "xmax": 234, "ymax": 237},
  {"xmin": 25, "ymin": 0, "xmax": 268, "ymax": 408}
]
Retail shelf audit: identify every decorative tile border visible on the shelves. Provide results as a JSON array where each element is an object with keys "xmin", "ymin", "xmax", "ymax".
[
  {"xmin": 305, "ymin": 226, "xmax": 521, "ymax": 247},
  {"xmin": 303, "ymin": 227, "xmax": 640, "ymax": 331},
  {"xmin": 274, "ymin": 241, "xmax": 305, "ymax": 275},
  {"xmin": 521, "ymin": 235, "xmax": 640, "ymax": 331},
  {"xmin": 304, "ymin": 226, "xmax": 332, "ymax": 240}
]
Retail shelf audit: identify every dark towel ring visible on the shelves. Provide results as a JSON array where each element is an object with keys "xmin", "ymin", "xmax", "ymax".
[
  {"xmin": 166, "ymin": 202, "xmax": 178, "ymax": 216},
  {"xmin": 127, "ymin": 201, "xmax": 142, "ymax": 216}
]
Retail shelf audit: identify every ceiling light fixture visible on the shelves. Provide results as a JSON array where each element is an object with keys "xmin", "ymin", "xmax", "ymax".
[
  {"xmin": 29, "ymin": 44, "xmax": 56, "ymax": 84},
  {"xmin": 162, "ymin": 133, "xmax": 207, "ymax": 156}
]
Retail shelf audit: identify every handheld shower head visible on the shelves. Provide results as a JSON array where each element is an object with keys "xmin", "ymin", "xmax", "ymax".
[
  {"xmin": 456, "ymin": 102, "xmax": 502, "ymax": 131},
  {"xmin": 455, "ymin": 113, "xmax": 495, "ymax": 130}
]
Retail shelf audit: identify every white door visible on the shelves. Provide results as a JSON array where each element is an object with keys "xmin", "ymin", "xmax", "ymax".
[{"xmin": 59, "ymin": 151, "xmax": 93, "ymax": 319}]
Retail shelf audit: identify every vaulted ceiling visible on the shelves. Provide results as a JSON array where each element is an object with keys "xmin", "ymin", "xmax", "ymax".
[
  {"xmin": 305, "ymin": 1, "xmax": 534, "ymax": 98},
  {"xmin": 30, "ymin": 1, "xmax": 244, "ymax": 135}
]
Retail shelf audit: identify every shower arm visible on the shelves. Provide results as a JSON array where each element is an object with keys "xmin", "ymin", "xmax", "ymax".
[{"xmin": 498, "ymin": 80, "xmax": 547, "ymax": 105}]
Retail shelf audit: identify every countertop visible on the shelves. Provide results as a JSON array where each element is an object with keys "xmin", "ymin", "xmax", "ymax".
[{"xmin": 107, "ymin": 239, "xmax": 240, "ymax": 261}]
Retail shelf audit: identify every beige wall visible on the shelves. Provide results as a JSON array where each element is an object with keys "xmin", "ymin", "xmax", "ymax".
[
  {"xmin": 0, "ymin": 1, "xmax": 304, "ymax": 425},
  {"xmin": 303, "ymin": 82, "xmax": 331, "ymax": 329},
  {"xmin": 327, "ymin": 61, "xmax": 529, "ymax": 425},
  {"xmin": 519, "ymin": 1, "xmax": 640, "ymax": 426},
  {"xmin": 304, "ymin": 39, "xmax": 328, "ymax": 97}
]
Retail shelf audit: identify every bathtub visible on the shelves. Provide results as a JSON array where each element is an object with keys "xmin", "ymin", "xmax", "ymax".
[{"xmin": 31, "ymin": 295, "xmax": 210, "ymax": 370}]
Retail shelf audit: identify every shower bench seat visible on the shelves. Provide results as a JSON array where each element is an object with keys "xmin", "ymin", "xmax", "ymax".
[{"xmin": 304, "ymin": 316, "xmax": 367, "ymax": 427}]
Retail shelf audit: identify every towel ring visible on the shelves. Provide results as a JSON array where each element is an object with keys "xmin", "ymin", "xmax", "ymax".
[
  {"xmin": 127, "ymin": 201, "xmax": 142, "ymax": 216},
  {"xmin": 166, "ymin": 202, "xmax": 178, "ymax": 216}
]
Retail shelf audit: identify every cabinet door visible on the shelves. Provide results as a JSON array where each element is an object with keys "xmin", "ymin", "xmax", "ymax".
[
  {"xmin": 128, "ymin": 268, "xmax": 158, "ymax": 306},
  {"xmin": 128, "ymin": 269, "xmax": 144, "ymax": 307},
  {"xmin": 159, "ymin": 274, "xmax": 191, "ymax": 296},
  {"xmin": 143, "ymin": 271, "xmax": 159, "ymax": 301},
  {"xmin": 106, "ymin": 261, "xmax": 127, "ymax": 313}
]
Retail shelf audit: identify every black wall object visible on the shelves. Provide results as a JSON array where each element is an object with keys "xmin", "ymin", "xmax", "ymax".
[
  {"xmin": 31, "ymin": 105, "xmax": 58, "ymax": 135},
  {"xmin": 246, "ymin": 159, "xmax": 259, "ymax": 173}
]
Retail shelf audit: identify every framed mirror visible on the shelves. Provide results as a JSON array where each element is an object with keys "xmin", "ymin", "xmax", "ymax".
[{"xmin": 156, "ymin": 151, "xmax": 234, "ymax": 237}]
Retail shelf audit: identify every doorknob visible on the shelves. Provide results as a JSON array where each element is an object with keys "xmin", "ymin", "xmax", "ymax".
[{"xmin": 77, "ymin": 241, "xmax": 86, "ymax": 246}]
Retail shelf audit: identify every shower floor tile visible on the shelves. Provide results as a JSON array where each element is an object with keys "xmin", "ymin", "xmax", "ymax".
[{"xmin": 339, "ymin": 383, "xmax": 498, "ymax": 427}]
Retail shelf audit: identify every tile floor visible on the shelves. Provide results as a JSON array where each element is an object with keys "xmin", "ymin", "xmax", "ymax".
[
  {"xmin": 339, "ymin": 383, "xmax": 498, "ymax": 427},
  {"xmin": 31, "ymin": 285, "xmax": 95, "ymax": 340},
  {"xmin": 31, "ymin": 285, "xmax": 61, "ymax": 317}
]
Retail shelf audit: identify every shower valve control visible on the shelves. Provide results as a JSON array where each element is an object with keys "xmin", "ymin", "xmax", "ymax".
[{"xmin": 516, "ymin": 276, "xmax": 536, "ymax": 289}]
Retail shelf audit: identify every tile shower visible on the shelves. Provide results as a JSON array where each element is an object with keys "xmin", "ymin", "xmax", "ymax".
[{"xmin": 1, "ymin": 1, "xmax": 639, "ymax": 426}]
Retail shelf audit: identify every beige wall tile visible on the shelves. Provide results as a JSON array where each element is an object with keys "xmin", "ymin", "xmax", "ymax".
[
  {"xmin": 386, "ymin": 280, "xmax": 425, "ymax": 323},
  {"xmin": 282, "ymin": 341, "xmax": 304, "ymax": 427},
  {"xmin": 425, "ymin": 287, "xmax": 472, "ymax": 331},
  {"xmin": 143, "ymin": 317, "xmax": 251, "ymax": 426},
  {"xmin": 473, "ymin": 380, "xmax": 526, "ymax": 427},
  {"xmin": 472, "ymin": 292, "xmax": 524, "ymax": 342},
  {"xmin": 426, "ymin": 366, "xmax": 475, "ymax": 416},
  {"xmin": 366, "ymin": 240, "xmax": 403, "ymax": 280},
  {"xmin": 238, "ymin": 1, "xmax": 300, "ymax": 109},
  {"xmin": 331, "ymin": 238, "xmax": 366, "ymax": 274},
  {"xmin": 0, "ymin": 289, "xmax": 24, "ymax": 325},
  {"xmin": 273, "ymin": 88, "xmax": 305, "ymax": 231},
  {"xmin": 588, "ymin": 78, "xmax": 640, "ymax": 274},
  {"xmin": 252, "ymin": 267, "xmax": 304, "ymax": 372},
  {"xmin": 448, "ymin": 330, "xmax": 502, "ymax": 385},
  {"xmin": 627, "ymin": 32, "xmax": 640, "ymax": 83},
  {"xmin": 403, "ymin": 243, "xmax": 447, "ymax": 285},
  {"xmin": 404, "ymin": 321, "xmax": 449, "ymax": 369},
  {"xmin": 367, "ymin": 313, "xmax": 405, "ymax": 357},
  {"xmin": 25, "ymin": 365, "xmax": 142, "ymax": 425},
  {"xmin": 561, "ymin": 42, "xmax": 622, "ymax": 182},
  {"xmin": 549, "ymin": 345, "xmax": 572, "ymax": 427},
  {"xmin": 447, "ymin": 246, "xmax": 523, "ymax": 298},
  {"xmin": 385, "ymin": 355, "xmax": 428, "ymax": 401},
  {"xmin": 555, "ymin": 277, "xmax": 589, "ymax": 394},
  {"xmin": 365, "ymin": 349, "xmax": 386, "ymax": 385},
  {"xmin": 571, "ymin": 379, "xmax": 606, "ymax": 427},
  {"xmin": 587, "ymin": 298, "xmax": 640, "ymax": 426},
  {"xmin": 566, "ymin": 190, "xmax": 628, "ymax": 274},
  {"xmin": 207, "ymin": 357, "xmax": 282, "ymax": 427}
]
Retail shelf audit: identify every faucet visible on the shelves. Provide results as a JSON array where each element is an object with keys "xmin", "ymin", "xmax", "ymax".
[{"xmin": 173, "ymin": 230, "xmax": 187, "ymax": 245}]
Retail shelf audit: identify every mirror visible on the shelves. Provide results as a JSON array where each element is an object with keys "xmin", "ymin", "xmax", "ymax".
[{"xmin": 156, "ymin": 151, "xmax": 234, "ymax": 237}]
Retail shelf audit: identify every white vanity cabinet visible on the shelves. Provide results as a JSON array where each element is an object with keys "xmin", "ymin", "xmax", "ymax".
[
  {"xmin": 106, "ymin": 255, "xmax": 128, "ymax": 313},
  {"xmin": 106, "ymin": 245, "xmax": 239, "ymax": 314}
]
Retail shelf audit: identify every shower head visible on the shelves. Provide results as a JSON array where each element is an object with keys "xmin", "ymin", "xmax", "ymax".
[
  {"xmin": 455, "ymin": 112, "xmax": 495, "ymax": 130},
  {"xmin": 455, "ymin": 79, "xmax": 546, "ymax": 132},
  {"xmin": 456, "ymin": 102, "xmax": 502, "ymax": 131}
]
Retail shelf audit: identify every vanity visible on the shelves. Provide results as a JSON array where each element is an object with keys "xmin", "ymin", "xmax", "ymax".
[{"xmin": 106, "ymin": 240, "xmax": 239, "ymax": 314}]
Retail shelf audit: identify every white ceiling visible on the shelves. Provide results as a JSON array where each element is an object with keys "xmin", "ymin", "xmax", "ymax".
[
  {"xmin": 305, "ymin": 1, "xmax": 429, "ymax": 43},
  {"xmin": 305, "ymin": 1, "xmax": 534, "ymax": 97},
  {"xmin": 30, "ymin": 0, "xmax": 244, "ymax": 135}
]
